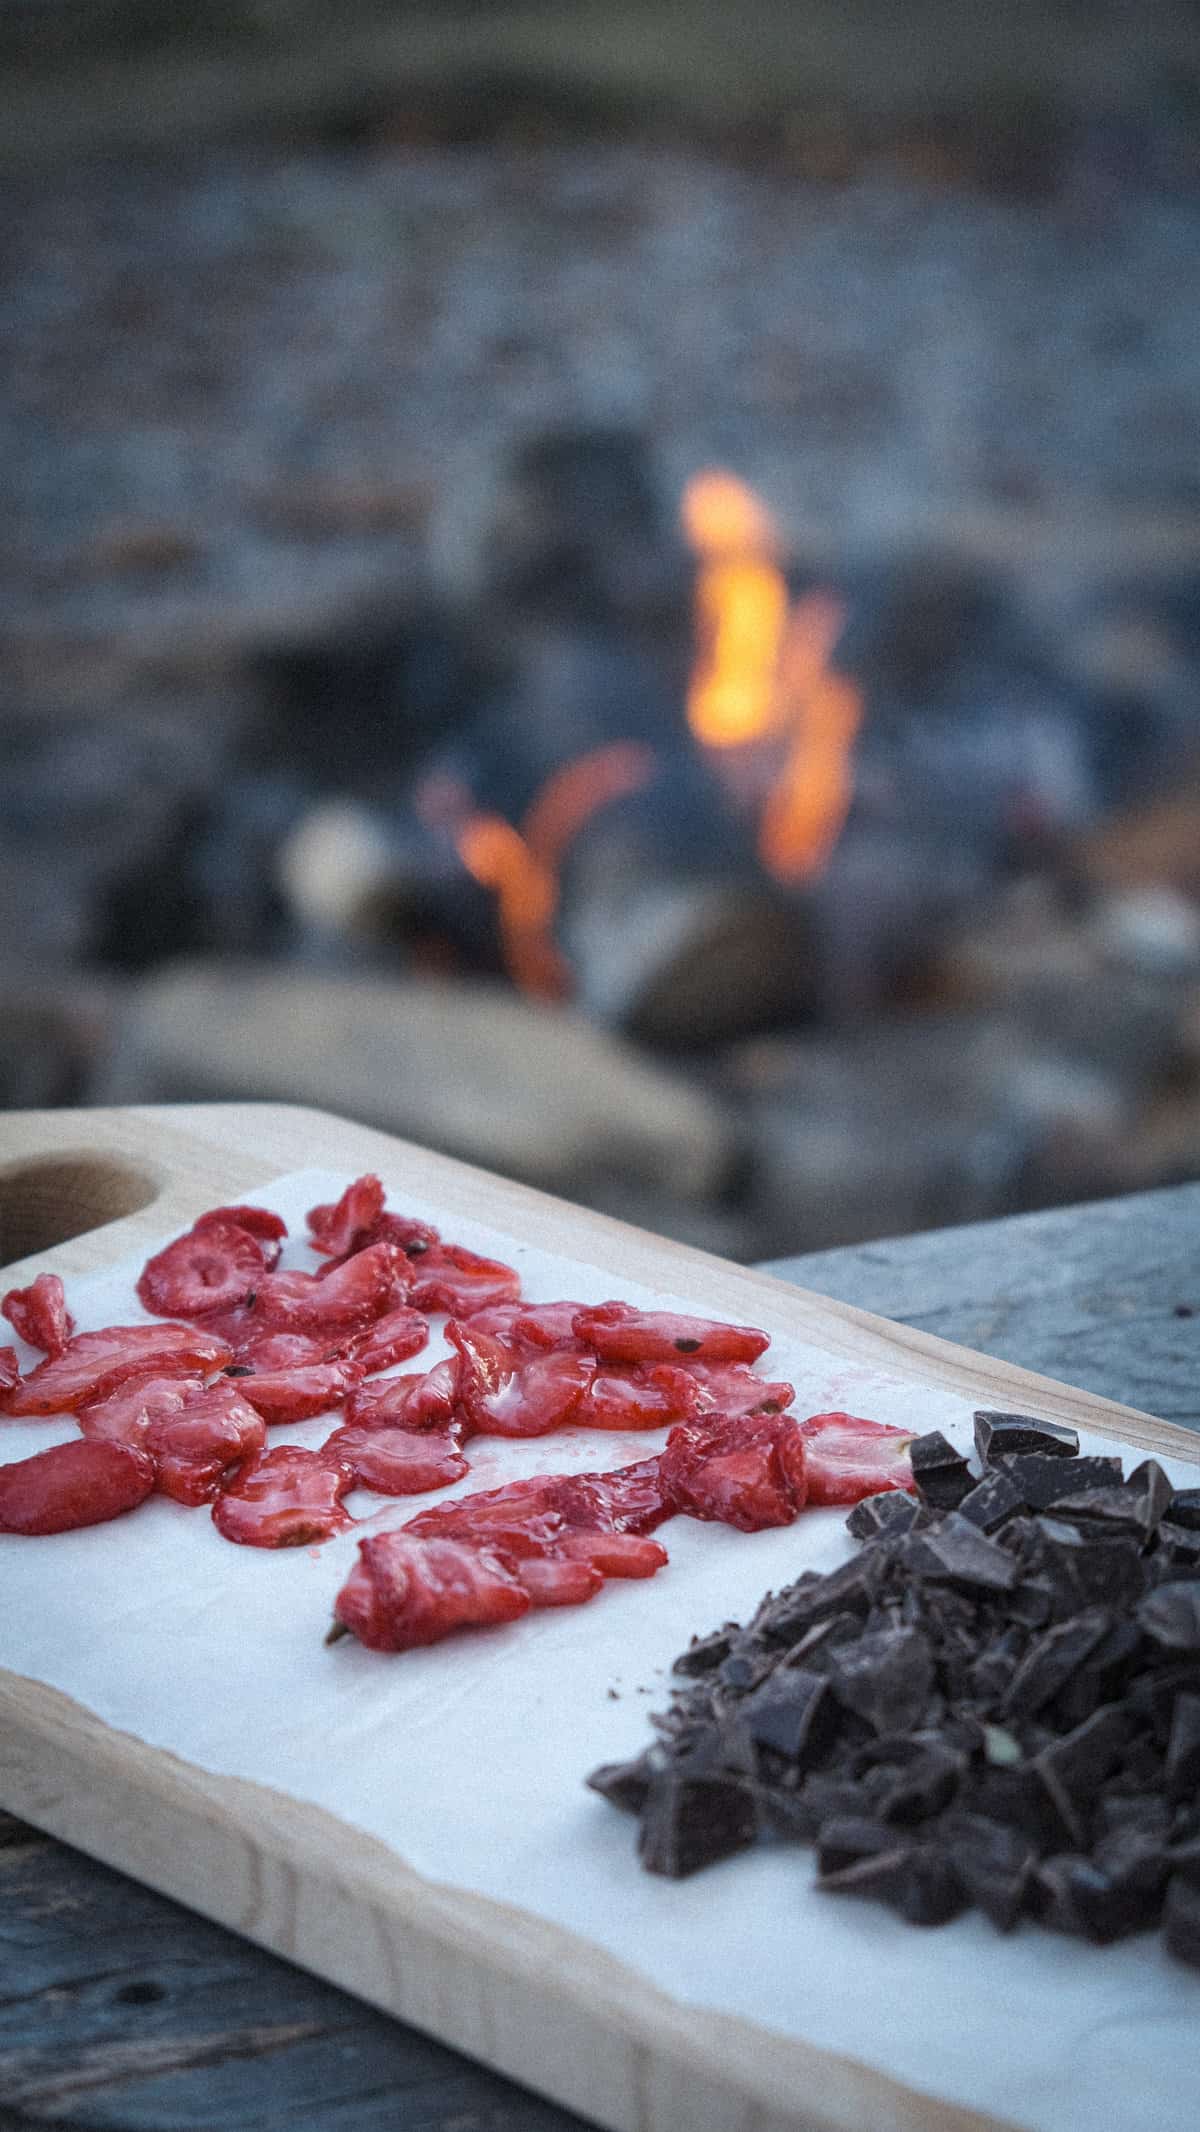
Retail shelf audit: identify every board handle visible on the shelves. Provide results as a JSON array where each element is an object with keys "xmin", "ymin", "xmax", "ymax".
[{"xmin": 0, "ymin": 1152, "xmax": 159, "ymax": 1265}]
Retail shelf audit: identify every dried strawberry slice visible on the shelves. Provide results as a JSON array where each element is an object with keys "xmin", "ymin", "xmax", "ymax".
[
  {"xmin": 78, "ymin": 1371, "xmax": 201, "ymax": 1451},
  {"xmin": 234, "ymin": 1356, "xmax": 363, "ymax": 1426},
  {"xmin": 344, "ymin": 1359, "xmax": 460, "ymax": 1434},
  {"xmin": 306, "ymin": 1175, "xmax": 386, "ymax": 1257},
  {"xmin": 408, "ymin": 1244, "xmax": 520, "ymax": 1317},
  {"xmin": 579, "ymin": 1364, "xmax": 701, "ymax": 1431},
  {"xmin": 79, "ymin": 1372, "xmax": 264, "ymax": 1503},
  {"xmin": 213, "ymin": 1445, "xmax": 354, "ymax": 1548},
  {"xmin": 321, "ymin": 1423, "xmax": 467, "ymax": 1496},
  {"xmin": 251, "ymin": 1241, "xmax": 410, "ymax": 1334},
  {"xmin": 513, "ymin": 1556, "xmax": 603, "ymax": 1607},
  {"xmin": 361, "ymin": 1212, "xmax": 441, "ymax": 1259},
  {"xmin": 193, "ymin": 1205, "xmax": 287, "ymax": 1267},
  {"xmin": 340, "ymin": 1305, "xmax": 429, "ymax": 1375},
  {"xmin": 660, "ymin": 1413, "xmax": 808, "ymax": 1532},
  {"xmin": 3, "ymin": 1324, "xmax": 232, "ymax": 1417},
  {"xmin": 333, "ymin": 1531, "xmax": 530, "ymax": 1651},
  {"xmin": 799, "ymin": 1410, "xmax": 915, "ymax": 1506},
  {"xmin": 0, "ymin": 1349, "xmax": 20, "ymax": 1395},
  {"xmin": 137, "ymin": 1220, "xmax": 269, "ymax": 1318},
  {"xmin": 2, "ymin": 1273, "xmax": 76, "ymax": 1358},
  {"xmin": 447, "ymin": 1320, "xmax": 593, "ymax": 1438},
  {"xmin": 556, "ymin": 1528, "xmax": 668, "ymax": 1578},
  {"xmin": 678, "ymin": 1361, "xmax": 795, "ymax": 1418},
  {"xmin": 572, "ymin": 1302, "xmax": 770, "ymax": 1367},
  {"xmin": 545, "ymin": 1458, "xmax": 671, "ymax": 1535},
  {"xmin": 0, "ymin": 1438, "xmax": 155, "ymax": 1534},
  {"xmin": 224, "ymin": 1328, "xmax": 332, "ymax": 1370},
  {"xmin": 462, "ymin": 1300, "xmax": 587, "ymax": 1352},
  {"xmin": 147, "ymin": 1382, "xmax": 266, "ymax": 1505}
]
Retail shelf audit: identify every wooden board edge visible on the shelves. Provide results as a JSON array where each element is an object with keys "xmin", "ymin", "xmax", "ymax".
[
  {"xmin": 2, "ymin": 1103, "xmax": 1197, "ymax": 1466},
  {"xmin": 0, "ymin": 1668, "xmax": 1015, "ymax": 2132}
]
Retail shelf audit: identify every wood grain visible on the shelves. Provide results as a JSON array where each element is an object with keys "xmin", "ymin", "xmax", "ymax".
[{"xmin": 1, "ymin": 1103, "xmax": 1197, "ymax": 2132}]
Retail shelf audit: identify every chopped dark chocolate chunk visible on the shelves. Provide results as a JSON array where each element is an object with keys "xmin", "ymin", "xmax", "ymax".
[
  {"xmin": 974, "ymin": 1411, "xmax": 1080, "ymax": 1464},
  {"xmin": 1156, "ymin": 1520, "xmax": 1200, "ymax": 1565},
  {"xmin": 1033, "ymin": 1708, "xmax": 1130, "ymax": 1846},
  {"xmin": 828, "ymin": 1627, "xmax": 934, "ymax": 1737},
  {"xmin": 956, "ymin": 1468, "xmax": 1025, "ymax": 1534},
  {"xmin": 1167, "ymin": 1489, "xmax": 1200, "ymax": 1533},
  {"xmin": 672, "ymin": 1625, "xmax": 736, "ymax": 1677},
  {"xmin": 905, "ymin": 1513, "xmax": 1018, "ymax": 1593},
  {"xmin": 909, "ymin": 1431, "xmax": 974, "ymax": 1514},
  {"xmin": 1166, "ymin": 1692, "xmax": 1200, "ymax": 1801},
  {"xmin": 998, "ymin": 1453, "xmax": 1123, "ymax": 1512},
  {"xmin": 741, "ymin": 1670, "xmax": 835, "ymax": 1771},
  {"xmin": 1034, "ymin": 1850, "xmax": 1161, "ymax": 1944},
  {"xmin": 1137, "ymin": 1582, "xmax": 1200, "ymax": 1654},
  {"xmin": 846, "ymin": 1490, "xmax": 923, "ymax": 1543},
  {"xmin": 857, "ymin": 1734, "xmax": 963, "ymax": 1824},
  {"xmin": 942, "ymin": 1811, "xmax": 1035, "ymax": 1932},
  {"xmin": 586, "ymin": 1749, "xmax": 660, "ymax": 1816},
  {"xmin": 1164, "ymin": 1875, "xmax": 1200, "ymax": 1967},
  {"xmin": 637, "ymin": 1752, "xmax": 757, "ymax": 1877},
  {"xmin": 1003, "ymin": 1610, "xmax": 1113, "ymax": 1719}
]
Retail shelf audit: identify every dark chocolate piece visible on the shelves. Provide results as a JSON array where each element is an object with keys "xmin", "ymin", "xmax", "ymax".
[
  {"xmin": 828, "ymin": 1627, "xmax": 934, "ymax": 1736},
  {"xmin": 998, "ymin": 1453, "xmax": 1123, "ymax": 1512},
  {"xmin": 586, "ymin": 1748, "xmax": 661, "ymax": 1815},
  {"xmin": 846, "ymin": 1490, "xmax": 923, "ymax": 1543},
  {"xmin": 943, "ymin": 1812, "xmax": 1035, "ymax": 1932},
  {"xmin": 637, "ymin": 1753, "xmax": 757, "ymax": 1877},
  {"xmin": 1168, "ymin": 1489, "xmax": 1200, "ymax": 1533},
  {"xmin": 672, "ymin": 1626, "xmax": 736, "ymax": 1677},
  {"xmin": 1156, "ymin": 1520, "xmax": 1200, "ymax": 1565},
  {"xmin": 1137, "ymin": 1582, "xmax": 1200, "ymax": 1654},
  {"xmin": 974, "ymin": 1411, "xmax": 1079, "ymax": 1464},
  {"xmin": 741, "ymin": 1670, "xmax": 835, "ymax": 1771},
  {"xmin": 1003, "ymin": 1610, "xmax": 1113, "ymax": 1719},
  {"xmin": 957, "ymin": 1468, "xmax": 1025, "ymax": 1534},
  {"xmin": 909, "ymin": 1431, "xmax": 974, "ymax": 1514},
  {"xmin": 1166, "ymin": 1692, "xmax": 1200, "ymax": 1802},
  {"xmin": 1034, "ymin": 1707, "xmax": 1130, "ymax": 1846},
  {"xmin": 906, "ymin": 1514, "xmax": 1018, "ymax": 1593},
  {"xmin": 1034, "ymin": 1850, "xmax": 1162, "ymax": 1944}
]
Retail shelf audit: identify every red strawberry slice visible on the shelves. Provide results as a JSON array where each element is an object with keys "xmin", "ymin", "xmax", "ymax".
[
  {"xmin": 408, "ymin": 1244, "xmax": 520, "ymax": 1317},
  {"xmin": 233, "ymin": 1356, "xmax": 363, "ymax": 1426},
  {"xmin": 344, "ymin": 1359, "xmax": 460, "ymax": 1434},
  {"xmin": 3, "ymin": 1324, "xmax": 232, "ymax": 1417},
  {"xmin": 799, "ymin": 1410, "xmax": 915, "ymax": 1506},
  {"xmin": 321, "ymin": 1423, "xmax": 467, "ymax": 1496},
  {"xmin": 251, "ymin": 1241, "xmax": 410, "ymax": 1334},
  {"xmin": 307, "ymin": 1174, "xmax": 387, "ymax": 1257},
  {"xmin": 2, "ymin": 1273, "xmax": 75, "ymax": 1358},
  {"xmin": 213, "ymin": 1445, "xmax": 354, "ymax": 1547},
  {"xmin": 0, "ymin": 1438, "xmax": 155, "ymax": 1534},
  {"xmin": 333, "ymin": 1531, "xmax": 530, "ymax": 1651},
  {"xmin": 572, "ymin": 1302, "xmax": 770, "ymax": 1367},
  {"xmin": 660, "ymin": 1413, "xmax": 808, "ymax": 1531},
  {"xmin": 447, "ymin": 1320, "xmax": 593, "ymax": 1439},
  {"xmin": 340, "ymin": 1305, "xmax": 429, "ymax": 1375},
  {"xmin": 137, "ymin": 1220, "xmax": 269, "ymax": 1318}
]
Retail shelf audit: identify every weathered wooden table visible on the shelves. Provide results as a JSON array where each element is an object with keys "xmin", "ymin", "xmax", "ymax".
[{"xmin": 4, "ymin": 1182, "xmax": 1199, "ymax": 2132}]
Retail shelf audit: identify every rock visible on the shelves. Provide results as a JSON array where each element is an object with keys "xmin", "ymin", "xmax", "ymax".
[
  {"xmin": 97, "ymin": 963, "xmax": 741, "ymax": 1207},
  {"xmin": 729, "ymin": 1011, "xmax": 1127, "ymax": 1255},
  {"xmin": 0, "ymin": 966, "xmax": 120, "ymax": 1109}
]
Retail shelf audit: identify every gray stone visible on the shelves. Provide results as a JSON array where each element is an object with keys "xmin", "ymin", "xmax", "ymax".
[{"xmin": 97, "ymin": 963, "xmax": 740, "ymax": 1208}]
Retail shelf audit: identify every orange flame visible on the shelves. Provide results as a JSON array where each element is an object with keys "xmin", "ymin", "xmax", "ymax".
[
  {"xmin": 453, "ymin": 743, "xmax": 657, "ymax": 999},
  {"xmin": 681, "ymin": 470, "xmax": 861, "ymax": 880}
]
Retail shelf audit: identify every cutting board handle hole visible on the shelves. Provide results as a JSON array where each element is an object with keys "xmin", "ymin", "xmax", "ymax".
[{"xmin": 0, "ymin": 1154, "xmax": 159, "ymax": 1265}]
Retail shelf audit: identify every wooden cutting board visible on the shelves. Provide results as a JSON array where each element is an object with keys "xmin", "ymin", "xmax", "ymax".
[{"xmin": 2, "ymin": 1102, "xmax": 1198, "ymax": 2132}]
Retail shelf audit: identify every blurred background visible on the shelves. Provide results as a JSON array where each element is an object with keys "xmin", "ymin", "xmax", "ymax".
[{"xmin": 4, "ymin": 0, "xmax": 1200, "ymax": 1260}]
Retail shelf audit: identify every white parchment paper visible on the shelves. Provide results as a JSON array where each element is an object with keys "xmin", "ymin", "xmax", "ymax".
[{"xmin": 3, "ymin": 1169, "xmax": 1199, "ymax": 2132}]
